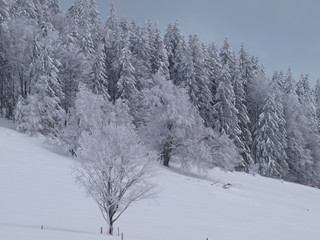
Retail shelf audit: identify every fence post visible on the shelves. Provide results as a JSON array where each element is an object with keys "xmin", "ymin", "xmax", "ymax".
[
  {"xmin": 117, "ymin": 227, "xmax": 120, "ymax": 236},
  {"xmin": 121, "ymin": 232, "xmax": 124, "ymax": 240},
  {"xmin": 41, "ymin": 225, "xmax": 43, "ymax": 230},
  {"xmin": 100, "ymin": 227, "xmax": 103, "ymax": 234}
]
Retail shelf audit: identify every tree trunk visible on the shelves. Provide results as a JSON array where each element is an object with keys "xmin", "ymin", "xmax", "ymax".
[
  {"xmin": 108, "ymin": 221, "xmax": 113, "ymax": 235},
  {"xmin": 19, "ymin": 73, "xmax": 24, "ymax": 98},
  {"xmin": 108, "ymin": 206, "xmax": 114, "ymax": 235},
  {"xmin": 162, "ymin": 141, "xmax": 171, "ymax": 167},
  {"xmin": 163, "ymin": 158, "xmax": 169, "ymax": 167}
]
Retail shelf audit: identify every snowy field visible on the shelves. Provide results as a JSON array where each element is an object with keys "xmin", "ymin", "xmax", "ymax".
[{"xmin": 1, "ymin": 119, "xmax": 320, "ymax": 240}]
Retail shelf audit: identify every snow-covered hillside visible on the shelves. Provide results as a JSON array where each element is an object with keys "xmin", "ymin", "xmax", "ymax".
[{"xmin": 1, "ymin": 119, "xmax": 320, "ymax": 240}]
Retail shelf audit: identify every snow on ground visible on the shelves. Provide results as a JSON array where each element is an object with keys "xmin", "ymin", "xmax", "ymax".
[{"xmin": 1, "ymin": 118, "xmax": 320, "ymax": 240}]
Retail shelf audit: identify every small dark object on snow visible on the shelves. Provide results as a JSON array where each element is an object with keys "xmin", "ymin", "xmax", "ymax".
[{"xmin": 223, "ymin": 183, "xmax": 232, "ymax": 189}]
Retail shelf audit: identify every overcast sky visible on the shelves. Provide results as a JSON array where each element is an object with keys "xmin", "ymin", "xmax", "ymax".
[{"xmin": 61, "ymin": 0, "xmax": 320, "ymax": 85}]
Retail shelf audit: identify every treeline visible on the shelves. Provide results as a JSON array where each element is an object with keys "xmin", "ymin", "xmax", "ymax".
[{"xmin": 1, "ymin": 0, "xmax": 320, "ymax": 187}]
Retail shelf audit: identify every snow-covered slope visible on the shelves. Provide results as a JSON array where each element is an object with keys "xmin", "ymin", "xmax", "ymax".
[{"xmin": 1, "ymin": 119, "xmax": 320, "ymax": 240}]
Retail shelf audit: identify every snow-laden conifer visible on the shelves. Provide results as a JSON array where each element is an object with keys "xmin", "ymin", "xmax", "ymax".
[
  {"xmin": 252, "ymin": 93, "xmax": 288, "ymax": 178},
  {"xmin": 233, "ymin": 66, "xmax": 253, "ymax": 171}
]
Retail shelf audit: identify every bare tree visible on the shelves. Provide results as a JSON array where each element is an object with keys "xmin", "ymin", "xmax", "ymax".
[{"xmin": 76, "ymin": 123, "xmax": 157, "ymax": 235}]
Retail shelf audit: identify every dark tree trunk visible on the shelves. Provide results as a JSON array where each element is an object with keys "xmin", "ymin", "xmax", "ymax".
[
  {"xmin": 163, "ymin": 156, "xmax": 170, "ymax": 167},
  {"xmin": 19, "ymin": 73, "xmax": 24, "ymax": 98},
  {"xmin": 162, "ymin": 141, "xmax": 171, "ymax": 167},
  {"xmin": 108, "ymin": 217, "xmax": 113, "ymax": 235}
]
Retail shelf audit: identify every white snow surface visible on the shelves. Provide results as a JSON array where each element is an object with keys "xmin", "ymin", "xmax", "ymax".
[{"xmin": 1, "ymin": 118, "xmax": 320, "ymax": 240}]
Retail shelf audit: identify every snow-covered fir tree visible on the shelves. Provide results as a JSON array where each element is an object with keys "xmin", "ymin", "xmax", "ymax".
[
  {"xmin": 89, "ymin": 40, "xmax": 109, "ymax": 98},
  {"xmin": 252, "ymin": 92, "xmax": 288, "ymax": 178},
  {"xmin": 233, "ymin": 66, "xmax": 253, "ymax": 171},
  {"xmin": 296, "ymin": 74, "xmax": 318, "ymax": 127},
  {"xmin": 282, "ymin": 68, "xmax": 314, "ymax": 184},
  {"xmin": 164, "ymin": 20, "xmax": 185, "ymax": 84},
  {"xmin": 148, "ymin": 23, "xmax": 169, "ymax": 78},
  {"xmin": 187, "ymin": 34, "xmax": 215, "ymax": 128},
  {"xmin": 220, "ymin": 37, "xmax": 236, "ymax": 78},
  {"xmin": 131, "ymin": 21, "xmax": 153, "ymax": 88},
  {"xmin": 116, "ymin": 38, "xmax": 138, "ymax": 101},
  {"xmin": 205, "ymin": 42, "xmax": 222, "ymax": 103}
]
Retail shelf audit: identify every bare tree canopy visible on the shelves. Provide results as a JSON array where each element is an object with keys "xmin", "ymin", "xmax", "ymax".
[{"xmin": 76, "ymin": 123, "xmax": 157, "ymax": 235}]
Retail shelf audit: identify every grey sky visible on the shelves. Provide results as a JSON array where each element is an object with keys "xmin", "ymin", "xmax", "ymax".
[{"xmin": 61, "ymin": 0, "xmax": 320, "ymax": 85}]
